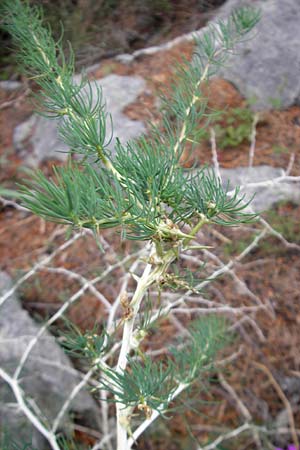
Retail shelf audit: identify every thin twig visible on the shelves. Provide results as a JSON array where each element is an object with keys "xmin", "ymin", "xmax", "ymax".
[
  {"xmin": 0, "ymin": 196, "xmax": 29, "ymax": 212},
  {"xmin": 286, "ymin": 152, "xmax": 295, "ymax": 176},
  {"xmin": 210, "ymin": 127, "xmax": 221, "ymax": 180},
  {"xmin": 248, "ymin": 113, "xmax": 259, "ymax": 169},
  {"xmin": 13, "ymin": 251, "xmax": 144, "ymax": 380},
  {"xmin": 43, "ymin": 266, "xmax": 112, "ymax": 310},
  {"xmin": 0, "ymin": 232, "xmax": 84, "ymax": 307},
  {"xmin": 0, "ymin": 368, "xmax": 60, "ymax": 450},
  {"xmin": 218, "ymin": 373, "xmax": 262, "ymax": 448},
  {"xmin": 253, "ymin": 361, "xmax": 300, "ymax": 450},
  {"xmin": 199, "ymin": 423, "xmax": 253, "ymax": 450},
  {"xmin": 0, "ymin": 87, "xmax": 30, "ymax": 110}
]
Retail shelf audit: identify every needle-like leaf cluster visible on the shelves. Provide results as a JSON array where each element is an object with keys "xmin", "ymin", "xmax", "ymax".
[
  {"xmin": 100, "ymin": 316, "xmax": 229, "ymax": 413},
  {"xmin": 1, "ymin": 431, "xmax": 38, "ymax": 450},
  {"xmin": 20, "ymin": 164, "xmax": 133, "ymax": 231},
  {"xmin": 2, "ymin": 0, "xmax": 260, "ymax": 243},
  {"xmin": 159, "ymin": 7, "xmax": 260, "ymax": 153},
  {"xmin": 1, "ymin": 0, "xmax": 112, "ymax": 163},
  {"xmin": 59, "ymin": 320, "xmax": 110, "ymax": 363},
  {"xmin": 101, "ymin": 356, "xmax": 176, "ymax": 415},
  {"xmin": 171, "ymin": 316, "xmax": 230, "ymax": 383},
  {"xmin": 0, "ymin": 3, "xmax": 261, "ymax": 445}
]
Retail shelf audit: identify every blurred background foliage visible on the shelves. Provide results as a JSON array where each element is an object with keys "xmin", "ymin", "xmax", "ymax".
[{"xmin": 0, "ymin": 0, "xmax": 225, "ymax": 79}]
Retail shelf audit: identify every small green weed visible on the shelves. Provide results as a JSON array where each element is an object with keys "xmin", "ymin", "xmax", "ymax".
[
  {"xmin": 268, "ymin": 97, "xmax": 283, "ymax": 110},
  {"xmin": 263, "ymin": 201, "xmax": 300, "ymax": 244},
  {"xmin": 272, "ymin": 144, "xmax": 289, "ymax": 155},
  {"xmin": 223, "ymin": 235, "xmax": 254, "ymax": 257},
  {"xmin": 100, "ymin": 62, "xmax": 117, "ymax": 77},
  {"xmin": 223, "ymin": 202, "xmax": 300, "ymax": 258},
  {"xmin": 0, "ymin": 146, "xmax": 14, "ymax": 169},
  {"xmin": 202, "ymin": 106, "xmax": 255, "ymax": 150},
  {"xmin": 215, "ymin": 107, "xmax": 254, "ymax": 149}
]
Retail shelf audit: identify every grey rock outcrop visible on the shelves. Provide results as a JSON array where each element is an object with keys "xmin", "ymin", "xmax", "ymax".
[
  {"xmin": 0, "ymin": 272, "xmax": 100, "ymax": 448},
  {"xmin": 0, "ymin": 80, "xmax": 23, "ymax": 91},
  {"xmin": 117, "ymin": 0, "xmax": 300, "ymax": 111},
  {"xmin": 13, "ymin": 74, "xmax": 146, "ymax": 166},
  {"xmin": 217, "ymin": 0, "xmax": 300, "ymax": 110},
  {"xmin": 220, "ymin": 165, "xmax": 300, "ymax": 211}
]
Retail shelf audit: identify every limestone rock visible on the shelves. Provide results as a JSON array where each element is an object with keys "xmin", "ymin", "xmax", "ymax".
[
  {"xmin": 217, "ymin": 0, "xmax": 300, "ymax": 110},
  {"xmin": 0, "ymin": 272, "xmax": 100, "ymax": 448},
  {"xmin": 117, "ymin": 0, "xmax": 300, "ymax": 111},
  {"xmin": 0, "ymin": 80, "xmax": 23, "ymax": 91},
  {"xmin": 220, "ymin": 165, "xmax": 300, "ymax": 211}
]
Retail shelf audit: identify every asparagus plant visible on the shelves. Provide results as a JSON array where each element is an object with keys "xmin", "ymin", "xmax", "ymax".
[{"xmin": 1, "ymin": 1, "xmax": 260, "ymax": 449}]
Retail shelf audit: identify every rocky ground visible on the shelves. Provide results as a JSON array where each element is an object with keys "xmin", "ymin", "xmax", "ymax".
[{"xmin": 1, "ymin": 1, "xmax": 300, "ymax": 449}]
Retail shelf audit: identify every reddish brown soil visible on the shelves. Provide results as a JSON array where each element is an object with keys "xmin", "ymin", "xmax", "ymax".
[{"xmin": 1, "ymin": 40, "xmax": 300, "ymax": 450}]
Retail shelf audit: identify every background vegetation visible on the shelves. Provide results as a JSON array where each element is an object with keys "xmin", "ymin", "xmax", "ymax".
[{"xmin": 0, "ymin": 0, "xmax": 225, "ymax": 79}]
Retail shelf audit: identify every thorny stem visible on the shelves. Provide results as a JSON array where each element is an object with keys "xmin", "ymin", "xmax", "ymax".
[
  {"xmin": 127, "ymin": 381, "xmax": 188, "ymax": 448},
  {"xmin": 115, "ymin": 243, "xmax": 176, "ymax": 449},
  {"xmin": 115, "ymin": 246, "xmax": 154, "ymax": 450},
  {"xmin": 173, "ymin": 41, "xmax": 223, "ymax": 158},
  {"xmin": 115, "ymin": 213, "xmax": 209, "ymax": 450},
  {"xmin": 173, "ymin": 63, "xmax": 210, "ymax": 156},
  {"xmin": 183, "ymin": 214, "xmax": 209, "ymax": 246}
]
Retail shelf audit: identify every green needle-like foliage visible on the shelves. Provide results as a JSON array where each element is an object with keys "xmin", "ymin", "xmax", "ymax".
[
  {"xmin": 2, "ymin": 0, "xmax": 259, "ymax": 243},
  {"xmin": 100, "ymin": 317, "xmax": 229, "ymax": 415},
  {"xmin": 171, "ymin": 317, "xmax": 230, "ymax": 383},
  {"xmin": 183, "ymin": 169, "xmax": 255, "ymax": 225},
  {"xmin": 59, "ymin": 320, "xmax": 110, "ymax": 363},
  {"xmin": 1, "ymin": 0, "xmax": 113, "ymax": 164},
  {"xmin": 20, "ymin": 164, "xmax": 133, "ymax": 230},
  {"xmin": 160, "ymin": 7, "xmax": 260, "ymax": 154},
  {"xmin": 0, "ymin": 432, "xmax": 37, "ymax": 450},
  {"xmin": 0, "ymin": 3, "xmax": 261, "ymax": 447},
  {"xmin": 101, "ymin": 356, "xmax": 176, "ymax": 415}
]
